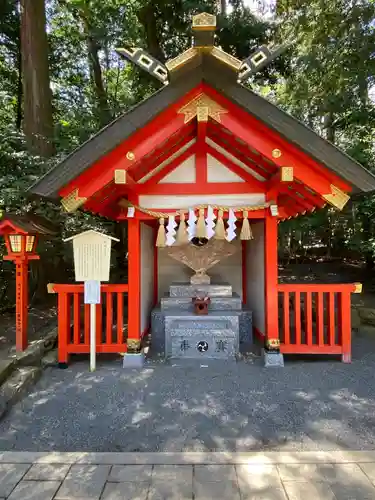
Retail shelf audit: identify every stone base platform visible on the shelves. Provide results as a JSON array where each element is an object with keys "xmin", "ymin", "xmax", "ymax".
[{"xmin": 151, "ymin": 282, "xmax": 252, "ymax": 360}]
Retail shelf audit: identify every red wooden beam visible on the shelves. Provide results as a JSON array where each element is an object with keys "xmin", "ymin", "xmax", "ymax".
[
  {"xmin": 142, "ymin": 144, "xmax": 197, "ymax": 187},
  {"xmin": 205, "ymin": 144, "xmax": 265, "ymax": 191},
  {"xmin": 135, "ymin": 183, "xmax": 263, "ymax": 195},
  {"xmin": 59, "ymin": 84, "xmax": 205, "ymax": 199},
  {"xmin": 208, "ymin": 123, "xmax": 277, "ymax": 178},
  {"xmin": 208, "ymin": 133, "xmax": 274, "ymax": 181},
  {"xmin": 204, "ymin": 84, "xmax": 352, "ymax": 193},
  {"xmin": 131, "ymin": 124, "xmax": 196, "ymax": 182}
]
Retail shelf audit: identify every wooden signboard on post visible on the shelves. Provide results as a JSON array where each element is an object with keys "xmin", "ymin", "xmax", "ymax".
[{"xmin": 64, "ymin": 230, "xmax": 119, "ymax": 371}]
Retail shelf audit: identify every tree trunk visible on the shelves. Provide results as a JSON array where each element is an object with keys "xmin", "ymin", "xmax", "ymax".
[
  {"xmin": 323, "ymin": 111, "xmax": 335, "ymax": 143},
  {"xmin": 80, "ymin": 5, "xmax": 111, "ymax": 127},
  {"xmin": 20, "ymin": 0, "xmax": 54, "ymax": 157},
  {"xmin": 218, "ymin": 0, "xmax": 227, "ymax": 15},
  {"xmin": 86, "ymin": 33, "xmax": 111, "ymax": 126},
  {"xmin": 16, "ymin": 39, "xmax": 23, "ymax": 130},
  {"xmin": 137, "ymin": 3, "xmax": 164, "ymax": 62}
]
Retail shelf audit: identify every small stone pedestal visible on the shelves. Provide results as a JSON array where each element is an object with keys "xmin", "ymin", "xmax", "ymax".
[
  {"xmin": 262, "ymin": 349, "xmax": 284, "ymax": 367},
  {"xmin": 122, "ymin": 353, "xmax": 145, "ymax": 368}
]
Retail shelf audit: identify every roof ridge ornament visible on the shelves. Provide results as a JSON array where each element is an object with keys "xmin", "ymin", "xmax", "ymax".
[{"xmin": 116, "ymin": 12, "xmax": 291, "ymax": 85}]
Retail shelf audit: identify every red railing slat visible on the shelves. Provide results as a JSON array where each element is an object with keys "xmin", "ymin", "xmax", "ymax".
[
  {"xmin": 305, "ymin": 292, "xmax": 313, "ymax": 346},
  {"xmin": 73, "ymin": 293, "xmax": 80, "ymax": 345},
  {"xmin": 96, "ymin": 303, "xmax": 102, "ymax": 345},
  {"xmin": 294, "ymin": 291, "xmax": 301, "ymax": 345},
  {"xmin": 283, "ymin": 291, "xmax": 290, "ymax": 345},
  {"xmin": 106, "ymin": 292, "xmax": 113, "ymax": 345},
  {"xmin": 117, "ymin": 292, "xmax": 124, "ymax": 344},
  {"xmin": 328, "ymin": 292, "xmax": 335, "ymax": 346},
  {"xmin": 317, "ymin": 292, "xmax": 324, "ymax": 346}
]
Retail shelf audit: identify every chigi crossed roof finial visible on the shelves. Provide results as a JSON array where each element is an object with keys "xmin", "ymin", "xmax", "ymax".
[{"xmin": 116, "ymin": 12, "xmax": 290, "ymax": 86}]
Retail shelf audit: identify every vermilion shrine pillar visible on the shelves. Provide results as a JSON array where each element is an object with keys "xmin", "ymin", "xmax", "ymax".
[
  {"xmin": 264, "ymin": 211, "xmax": 279, "ymax": 344},
  {"xmin": 127, "ymin": 218, "xmax": 141, "ymax": 348}
]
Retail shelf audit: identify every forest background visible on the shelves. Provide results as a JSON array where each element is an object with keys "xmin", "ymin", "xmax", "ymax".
[{"xmin": 1, "ymin": 0, "xmax": 375, "ymax": 310}]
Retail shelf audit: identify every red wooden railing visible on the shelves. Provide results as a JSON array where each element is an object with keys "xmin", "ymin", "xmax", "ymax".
[
  {"xmin": 51, "ymin": 284, "xmax": 129, "ymax": 364},
  {"xmin": 278, "ymin": 283, "xmax": 357, "ymax": 362}
]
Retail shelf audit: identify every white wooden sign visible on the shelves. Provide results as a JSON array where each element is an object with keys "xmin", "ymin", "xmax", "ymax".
[
  {"xmin": 64, "ymin": 230, "xmax": 119, "ymax": 282},
  {"xmin": 64, "ymin": 230, "xmax": 119, "ymax": 372}
]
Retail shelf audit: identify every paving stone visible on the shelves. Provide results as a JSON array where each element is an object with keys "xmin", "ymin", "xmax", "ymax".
[
  {"xmin": 236, "ymin": 464, "xmax": 283, "ymax": 491},
  {"xmin": 54, "ymin": 464, "xmax": 110, "ymax": 499},
  {"xmin": 282, "ymin": 481, "xmax": 336, "ymax": 500},
  {"xmin": 193, "ymin": 479, "xmax": 240, "ymax": 500},
  {"xmin": 152, "ymin": 464, "xmax": 193, "ymax": 482},
  {"xmin": 101, "ymin": 481, "xmax": 149, "ymax": 500},
  {"xmin": 277, "ymin": 463, "xmax": 334, "ymax": 482},
  {"xmin": 359, "ymin": 462, "xmax": 375, "ymax": 485},
  {"xmin": 23, "ymin": 463, "xmax": 70, "ymax": 481},
  {"xmin": 239, "ymin": 488, "xmax": 288, "ymax": 500},
  {"xmin": 148, "ymin": 480, "xmax": 193, "ymax": 500},
  {"xmin": 0, "ymin": 463, "xmax": 31, "ymax": 497},
  {"xmin": 7, "ymin": 480, "xmax": 60, "ymax": 500},
  {"xmin": 108, "ymin": 465, "xmax": 152, "ymax": 482},
  {"xmin": 322, "ymin": 463, "xmax": 373, "ymax": 486},
  {"xmin": 194, "ymin": 464, "xmax": 236, "ymax": 482},
  {"xmin": 329, "ymin": 482, "xmax": 375, "ymax": 500}
]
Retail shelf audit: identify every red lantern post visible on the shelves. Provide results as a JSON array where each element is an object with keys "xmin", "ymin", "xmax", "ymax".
[{"xmin": 0, "ymin": 214, "xmax": 57, "ymax": 351}]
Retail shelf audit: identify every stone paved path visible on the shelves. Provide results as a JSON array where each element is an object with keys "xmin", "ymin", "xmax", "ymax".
[
  {"xmin": 2, "ymin": 451, "xmax": 375, "ymax": 499},
  {"xmin": 2, "ymin": 337, "xmax": 375, "ymax": 452}
]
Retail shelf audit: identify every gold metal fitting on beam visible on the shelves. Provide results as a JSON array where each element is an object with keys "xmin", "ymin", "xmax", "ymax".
[
  {"xmin": 178, "ymin": 93, "xmax": 227, "ymax": 124},
  {"xmin": 272, "ymin": 149, "xmax": 282, "ymax": 159},
  {"xmin": 61, "ymin": 188, "xmax": 87, "ymax": 213},
  {"xmin": 322, "ymin": 184, "xmax": 350, "ymax": 210},
  {"xmin": 114, "ymin": 170, "xmax": 127, "ymax": 184},
  {"xmin": 281, "ymin": 166, "xmax": 293, "ymax": 182},
  {"xmin": 126, "ymin": 151, "xmax": 135, "ymax": 161},
  {"xmin": 353, "ymin": 283, "xmax": 363, "ymax": 294}
]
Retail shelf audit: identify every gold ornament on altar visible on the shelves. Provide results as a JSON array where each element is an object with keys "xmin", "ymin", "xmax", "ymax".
[{"xmin": 166, "ymin": 238, "xmax": 238, "ymax": 285}]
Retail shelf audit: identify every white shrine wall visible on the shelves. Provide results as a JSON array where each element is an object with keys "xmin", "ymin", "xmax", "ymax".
[
  {"xmin": 140, "ymin": 223, "xmax": 154, "ymax": 334},
  {"xmin": 157, "ymin": 238, "xmax": 242, "ymax": 300},
  {"xmin": 245, "ymin": 221, "xmax": 265, "ymax": 334}
]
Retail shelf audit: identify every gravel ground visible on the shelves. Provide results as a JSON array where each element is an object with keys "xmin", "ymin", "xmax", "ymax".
[{"xmin": 1, "ymin": 337, "xmax": 375, "ymax": 452}]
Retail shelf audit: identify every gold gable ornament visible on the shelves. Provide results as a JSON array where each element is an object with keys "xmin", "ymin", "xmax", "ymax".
[
  {"xmin": 192, "ymin": 13, "xmax": 216, "ymax": 31},
  {"xmin": 322, "ymin": 184, "xmax": 350, "ymax": 211},
  {"xmin": 61, "ymin": 188, "xmax": 87, "ymax": 213},
  {"xmin": 178, "ymin": 93, "xmax": 227, "ymax": 124}
]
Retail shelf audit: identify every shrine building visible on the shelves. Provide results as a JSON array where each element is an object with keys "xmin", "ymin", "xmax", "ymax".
[{"xmin": 29, "ymin": 13, "xmax": 375, "ymax": 366}]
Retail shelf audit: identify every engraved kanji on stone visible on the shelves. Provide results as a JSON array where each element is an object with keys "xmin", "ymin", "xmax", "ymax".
[
  {"xmin": 180, "ymin": 340, "xmax": 190, "ymax": 351},
  {"xmin": 216, "ymin": 340, "xmax": 228, "ymax": 352}
]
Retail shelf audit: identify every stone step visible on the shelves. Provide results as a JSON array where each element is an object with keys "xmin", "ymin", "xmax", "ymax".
[
  {"xmin": 160, "ymin": 294, "xmax": 242, "ymax": 311},
  {"xmin": 169, "ymin": 283, "xmax": 232, "ymax": 298},
  {"xmin": 165, "ymin": 312, "xmax": 239, "ymax": 333}
]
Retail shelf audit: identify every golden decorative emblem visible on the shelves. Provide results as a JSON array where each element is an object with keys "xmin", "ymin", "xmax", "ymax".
[
  {"xmin": 272, "ymin": 148, "xmax": 282, "ymax": 159},
  {"xmin": 322, "ymin": 184, "xmax": 350, "ymax": 210},
  {"xmin": 210, "ymin": 46, "xmax": 242, "ymax": 71},
  {"xmin": 353, "ymin": 283, "xmax": 363, "ymax": 294},
  {"xmin": 192, "ymin": 12, "xmax": 216, "ymax": 31},
  {"xmin": 47, "ymin": 283, "xmax": 56, "ymax": 294},
  {"xmin": 165, "ymin": 48, "xmax": 198, "ymax": 72},
  {"xmin": 126, "ymin": 151, "xmax": 135, "ymax": 161},
  {"xmin": 61, "ymin": 188, "xmax": 87, "ymax": 213},
  {"xmin": 114, "ymin": 170, "xmax": 127, "ymax": 184},
  {"xmin": 281, "ymin": 166, "xmax": 293, "ymax": 182},
  {"xmin": 197, "ymin": 106, "xmax": 209, "ymax": 122},
  {"xmin": 178, "ymin": 93, "xmax": 227, "ymax": 124}
]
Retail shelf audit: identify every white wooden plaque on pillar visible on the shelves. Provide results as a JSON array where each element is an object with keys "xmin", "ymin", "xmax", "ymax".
[{"xmin": 64, "ymin": 230, "xmax": 119, "ymax": 371}]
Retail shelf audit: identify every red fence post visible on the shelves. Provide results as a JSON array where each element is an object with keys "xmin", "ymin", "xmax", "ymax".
[
  {"xmin": 340, "ymin": 291, "xmax": 352, "ymax": 363},
  {"xmin": 58, "ymin": 291, "xmax": 70, "ymax": 367},
  {"xmin": 264, "ymin": 212, "xmax": 279, "ymax": 344}
]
